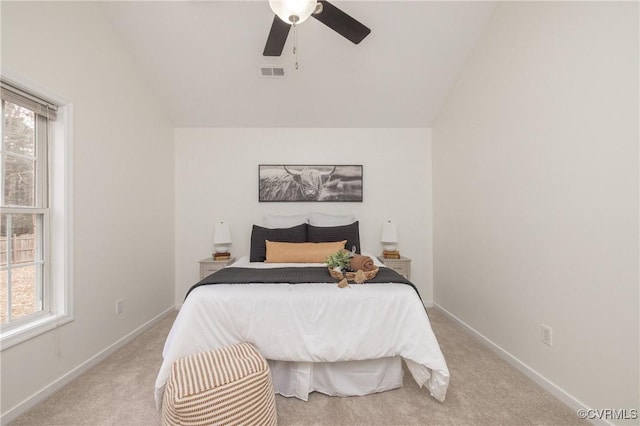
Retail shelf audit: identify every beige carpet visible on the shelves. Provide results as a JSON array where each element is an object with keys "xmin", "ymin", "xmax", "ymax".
[{"xmin": 10, "ymin": 308, "xmax": 585, "ymax": 426}]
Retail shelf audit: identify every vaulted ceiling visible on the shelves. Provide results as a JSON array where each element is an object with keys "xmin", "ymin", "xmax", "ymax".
[{"xmin": 103, "ymin": 1, "xmax": 496, "ymax": 128}]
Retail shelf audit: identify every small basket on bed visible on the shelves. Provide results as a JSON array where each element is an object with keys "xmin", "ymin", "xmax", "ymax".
[{"xmin": 329, "ymin": 266, "xmax": 379, "ymax": 282}]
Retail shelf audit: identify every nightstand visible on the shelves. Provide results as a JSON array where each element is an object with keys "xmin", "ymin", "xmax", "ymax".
[
  {"xmin": 377, "ymin": 255, "xmax": 412, "ymax": 280},
  {"xmin": 199, "ymin": 257, "xmax": 235, "ymax": 279}
]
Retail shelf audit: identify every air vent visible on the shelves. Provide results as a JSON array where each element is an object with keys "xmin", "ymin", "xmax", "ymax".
[{"xmin": 259, "ymin": 66, "xmax": 286, "ymax": 78}]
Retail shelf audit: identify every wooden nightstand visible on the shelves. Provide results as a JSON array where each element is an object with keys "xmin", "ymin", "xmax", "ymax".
[
  {"xmin": 199, "ymin": 257, "xmax": 235, "ymax": 279},
  {"xmin": 377, "ymin": 255, "xmax": 412, "ymax": 280}
]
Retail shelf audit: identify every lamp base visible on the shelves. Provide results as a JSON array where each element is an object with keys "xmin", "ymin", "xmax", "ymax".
[
  {"xmin": 382, "ymin": 243, "xmax": 397, "ymax": 252},
  {"xmin": 214, "ymin": 244, "xmax": 230, "ymax": 253}
]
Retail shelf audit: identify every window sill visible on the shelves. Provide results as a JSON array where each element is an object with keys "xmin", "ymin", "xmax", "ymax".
[{"xmin": 1, "ymin": 313, "xmax": 73, "ymax": 351}]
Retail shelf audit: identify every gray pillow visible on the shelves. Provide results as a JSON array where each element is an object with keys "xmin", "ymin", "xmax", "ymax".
[
  {"xmin": 307, "ymin": 222, "xmax": 360, "ymax": 254},
  {"xmin": 250, "ymin": 223, "xmax": 307, "ymax": 262}
]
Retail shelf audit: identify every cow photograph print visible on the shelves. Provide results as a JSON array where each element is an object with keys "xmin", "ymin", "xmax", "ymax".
[{"xmin": 258, "ymin": 165, "xmax": 363, "ymax": 202}]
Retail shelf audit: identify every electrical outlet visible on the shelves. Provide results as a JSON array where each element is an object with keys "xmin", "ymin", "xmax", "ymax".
[
  {"xmin": 116, "ymin": 299, "xmax": 124, "ymax": 315},
  {"xmin": 541, "ymin": 325, "xmax": 552, "ymax": 347}
]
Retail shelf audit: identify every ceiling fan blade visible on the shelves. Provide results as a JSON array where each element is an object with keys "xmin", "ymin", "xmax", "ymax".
[
  {"xmin": 263, "ymin": 15, "xmax": 291, "ymax": 56},
  {"xmin": 313, "ymin": 0, "xmax": 371, "ymax": 45}
]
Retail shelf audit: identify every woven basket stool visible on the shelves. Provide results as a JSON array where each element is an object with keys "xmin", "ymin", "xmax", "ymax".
[{"xmin": 162, "ymin": 342, "xmax": 277, "ymax": 426}]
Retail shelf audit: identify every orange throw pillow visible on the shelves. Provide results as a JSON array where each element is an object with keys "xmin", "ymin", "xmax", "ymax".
[{"xmin": 265, "ymin": 240, "xmax": 347, "ymax": 263}]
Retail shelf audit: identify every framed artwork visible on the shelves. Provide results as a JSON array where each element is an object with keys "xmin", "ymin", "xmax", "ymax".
[{"xmin": 259, "ymin": 165, "xmax": 363, "ymax": 202}]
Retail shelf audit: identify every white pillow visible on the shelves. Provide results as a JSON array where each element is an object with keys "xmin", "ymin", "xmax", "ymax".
[
  {"xmin": 309, "ymin": 212, "xmax": 356, "ymax": 227},
  {"xmin": 263, "ymin": 214, "xmax": 309, "ymax": 229}
]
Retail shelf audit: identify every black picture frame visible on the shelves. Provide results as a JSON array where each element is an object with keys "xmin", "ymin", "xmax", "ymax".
[{"xmin": 258, "ymin": 165, "xmax": 363, "ymax": 202}]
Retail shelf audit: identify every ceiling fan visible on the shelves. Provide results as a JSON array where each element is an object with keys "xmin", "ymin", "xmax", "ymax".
[{"xmin": 263, "ymin": 0, "xmax": 371, "ymax": 57}]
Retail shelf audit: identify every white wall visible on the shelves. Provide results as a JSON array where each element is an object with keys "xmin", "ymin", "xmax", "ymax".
[
  {"xmin": 175, "ymin": 128, "xmax": 433, "ymax": 303},
  {"xmin": 1, "ymin": 2, "xmax": 175, "ymax": 418},
  {"xmin": 433, "ymin": 1, "xmax": 638, "ymax": 418}
]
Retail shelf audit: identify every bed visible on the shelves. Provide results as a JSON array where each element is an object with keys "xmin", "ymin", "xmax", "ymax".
[{"xmin": 154, "ymin": 218, "xmax": 450, "ymax": 408}]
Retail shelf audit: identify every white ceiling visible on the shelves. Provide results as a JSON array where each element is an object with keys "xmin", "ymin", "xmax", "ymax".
[{"xmin": 103, "ymin": 1, "xmax": 496, "ymax": 128}]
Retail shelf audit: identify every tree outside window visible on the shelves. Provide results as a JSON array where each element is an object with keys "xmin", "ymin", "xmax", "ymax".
[{"xmin": 1, "ymin": 99, "xmax": 46, "ymax": 325}]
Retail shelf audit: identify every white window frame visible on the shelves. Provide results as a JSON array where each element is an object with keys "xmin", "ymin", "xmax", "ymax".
[{"xmin": 0, "ymin": 71, "xmax": 73, "ymax": 350}]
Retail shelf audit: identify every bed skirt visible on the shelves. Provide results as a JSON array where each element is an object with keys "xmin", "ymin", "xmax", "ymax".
[{"xmin": 267, "ymin": 356, "xmax": 404, "ymax": 401}]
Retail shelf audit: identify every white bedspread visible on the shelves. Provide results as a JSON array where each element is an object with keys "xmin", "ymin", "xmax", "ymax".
[{"xmin": 154, "ymin": 256, "xmax": 449, "ymax": 407}]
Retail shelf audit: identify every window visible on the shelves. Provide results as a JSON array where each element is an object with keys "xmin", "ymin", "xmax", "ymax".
[{"xmin": 0, "ymin": 78, "xmax": 72, "ymax": 348}]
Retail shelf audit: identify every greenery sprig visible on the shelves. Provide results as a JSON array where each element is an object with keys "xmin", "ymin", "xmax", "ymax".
[{"xmin": 325, "ymin": 250, "xmax": 353, "ymax": 271}]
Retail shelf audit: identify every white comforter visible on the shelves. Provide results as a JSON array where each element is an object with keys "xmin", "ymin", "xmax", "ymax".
[{"xmin": 154, "ymin": 256, "xmax": 449, "ymax": 407}]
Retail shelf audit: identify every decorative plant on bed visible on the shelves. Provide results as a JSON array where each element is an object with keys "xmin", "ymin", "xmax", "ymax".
[{"xmin": 325, "ymin": 250, "xmax": 353, "ymax": 273}]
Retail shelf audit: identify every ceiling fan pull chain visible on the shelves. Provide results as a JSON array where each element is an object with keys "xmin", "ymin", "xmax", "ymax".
[{"xmin": 293, "ymin": 22, "xmax": 299, "ymax": 70}]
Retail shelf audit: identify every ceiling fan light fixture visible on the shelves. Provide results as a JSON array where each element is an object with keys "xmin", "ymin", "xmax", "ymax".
[{"xmin": 269, "ymin": 0, "xmax": 318, "ymax": 25}]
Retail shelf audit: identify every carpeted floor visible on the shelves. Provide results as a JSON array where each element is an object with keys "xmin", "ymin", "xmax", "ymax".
[{"xmin": 10, "ymin": 308, "xmax": 586, "ymax": 426}]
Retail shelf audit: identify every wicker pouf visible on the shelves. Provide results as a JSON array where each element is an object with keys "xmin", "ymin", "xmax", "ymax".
[{"xmin": 162, "ymin": 342, "xmax": 277, "ymax": 426}]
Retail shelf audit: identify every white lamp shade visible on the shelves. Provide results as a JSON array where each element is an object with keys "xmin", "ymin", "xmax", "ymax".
[
  {"xmin": 381, "ymin": 220, "xmax": 398, "ymax": 251},
  {"xmin": 269, "ymin": 0, "xmax": 317, "ymax": 24},
  {"xmin": 214, "ymin": 222, "xmax": 232, "ymax": 253}
]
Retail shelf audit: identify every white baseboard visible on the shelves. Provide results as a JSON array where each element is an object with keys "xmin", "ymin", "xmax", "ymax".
[
  {"xmin": 432, "ymin": 303, "xmax": 611, "ymax": 426},
  {"xmin": 1, "ymin": 305, "xmax": 177, "ymax": 424}
]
